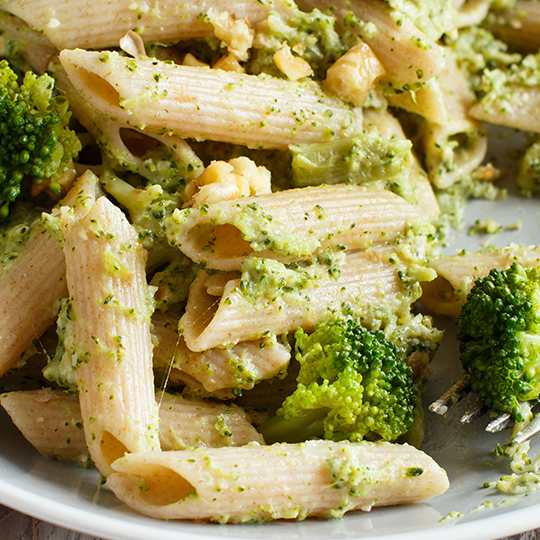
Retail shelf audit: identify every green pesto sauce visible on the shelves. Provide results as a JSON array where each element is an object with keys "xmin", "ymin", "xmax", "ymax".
[
  {"xmin": 0, "ymin": 207, "xmax": 42, "ymax": 271},
  {"xmin": 383, "ymin": 0, "xmax": 455, "ymax": 41},
  {"xmin": 238, "ymin": 250, "xmax": 344, "ymax": 303}
]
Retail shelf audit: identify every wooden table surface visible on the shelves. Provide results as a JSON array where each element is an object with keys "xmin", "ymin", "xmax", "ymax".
[{"xmin": 1, "ymin": 503, "xmax": 539, "ymax": 540}]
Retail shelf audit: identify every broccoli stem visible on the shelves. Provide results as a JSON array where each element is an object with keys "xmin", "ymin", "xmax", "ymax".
[
  {"xmin": 289, "ymin": 133, "xmax": 411, "ymax": 188},
  {"xmin": 259, "ymin": 407, "xmax": 328, "ymax": 444}
]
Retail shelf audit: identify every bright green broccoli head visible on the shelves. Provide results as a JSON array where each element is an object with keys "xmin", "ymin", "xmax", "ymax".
[
  {"xmin": 259, "ymin": 318, "xmax": 418, "ymax": 444},
  {"xmin": 456, "ymin": 263, "xmax": 540, "ymax": 421},
  {"xmin": 0, "ymin": 60, "xmax": 81, "ymax": 219}
]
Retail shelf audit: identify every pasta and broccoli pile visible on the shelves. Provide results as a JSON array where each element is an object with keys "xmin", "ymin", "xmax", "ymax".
[{"xmin": 0, "ymin": 0, "xmax": 539, "ymax": 525}]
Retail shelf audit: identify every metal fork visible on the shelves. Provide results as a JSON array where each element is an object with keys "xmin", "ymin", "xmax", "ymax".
[{"xmin": 429, "ymin": 373, "xmax": 540, "ymax": 444}]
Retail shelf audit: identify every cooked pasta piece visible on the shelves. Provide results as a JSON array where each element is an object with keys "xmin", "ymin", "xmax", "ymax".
[
  {"xmin": 362, "ymin": 108, "xmax": 440, "ymax": 220},
  {"xmin": 152, "ymin": 312, "xmax": 290, "ymax": 394},
  {"xmin": 422, "ymin": 54, "xmax": 488, "ymax": 188},
  {"xmin": 487, "ymin": 1, "xmax": 540, "ymax": 55},
  {"xmin": 181, "ymin": 249, "xmax": 413, "ymax": 352},
  {"xmin": 295, "ymin": 0, "xmax": 446, "ymax": 91},
  {"xmin": 107, "ymin": 440, "xmax": 449, "ymax": 522},
  {"xmin": 421, "ymin": 245, "xmax": 540, "ymax": 316},
  {"xmin": 0, "ymin": 170, "xmax": 99, "ymax": 379},
  {"xmin": 454, "ymin": 0, "xmax": 490, "ymax": 29},
  {"xmin": 61, "ymin": 196, "xmax": 160, "ymax": 475},
  {"xmin": 59, "ymin": 49, "xmax": 362, "ymax": 151},
  {"xmin": 0, "ymin": 0, "xmax": 296, "ymax": 50},
  {"xmin": 166, "ymin": 184, "xmax": 425, "ymax": 271},
  {"xmin": 386, "ymin": 78, "xmax": 448, "ymax": 125},
  {"xmin": 0, "ymin": 388, "xmax": 263, "ymax": 465},
  {"xmin": 49, "ymin": 58, "xmax": 203, "ymax": 183}
]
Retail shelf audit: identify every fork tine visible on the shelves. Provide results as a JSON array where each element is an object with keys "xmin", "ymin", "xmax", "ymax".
[
  {"xmin": 460, "ymin": 396, "xmax": 488, "ymax": 424},
  {"xmin": 485, "ymin": 413, "xmax": 513, "ymax": 433},
  {"xmin": 429, "ymin": 373, "xmax": 471, "ymax": 416},
  {"xmin": 512, "ymin": 412, "xmax": 540, "ymax": 444}
]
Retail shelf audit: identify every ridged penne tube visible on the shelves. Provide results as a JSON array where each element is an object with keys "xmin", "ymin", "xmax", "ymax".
[
  {"xmin": 49, "ymin": 58, "xmax": 203, "ymax": 182},
  {"xmin": 59, "ymin": 49, "xmax": 361, "ymax": 151},
  {"xmin": 469, "ymin": 85, "xmax": 540, "ymax": 135},
  {"xmin": 422, "ymin": 55, "xmax": 488, "ymax": 188},
  {"xmin": 362, "ymin": 108, "xmax": 440, "ymax": 220},
  {"xmin": 386, "ymin": 78, "xmax": 448, "ymax": 125},
  {"xmin": 455, "ymin": 0, "xmax": 490, "ymax": 29},
  {"xmin": 0, "ymin": 170, "xmax": 99, "ymax": 378},
  {"xmin": 152, "ymin": 312, "xmax": 290, "ymax": 393},
  {"xmin": 0, "ymin": 0, "xmax": 296, "ymax": 50},
  {"xmin": 487, "ymin": 1, "xmax": 540, "ymax": 55},
  {"xmin": 0, "ymin": 388, "xmax": 263, "ymax": 465},
  {"xmin": 181, "ymin": 250, "xmax": 407, "ymax": 352},
  {"xmin": 166, "ymin": 185, "xmax": 424, "ymax": 271},
  {"xmin": 421, "ymin": 246, "xmax": 540, "ymax": 316},
  {"xmin": 61, "ymin": 196, "xmax": 160, "ymax": 476},
  {"xmin": 295, "ymin": 0, "xmax": 446, "ymax": 90},
  {"xmin": 107, "ymin": 440, "xmax": 449, "ymax": 522}
]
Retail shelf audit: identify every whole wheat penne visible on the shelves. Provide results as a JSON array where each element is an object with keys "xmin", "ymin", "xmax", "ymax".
[
  {"xmin": 152, "ymin": 312, "xmax": 290, "ymax": 393},
  {"xmin": 107, "ymin": 440, "xmax": 449, "ymax": 522},
  {"xmin": 470, "ymin": 84, "xmax": 540, "ymax": 134},
  {"xmin": 422, "ymin": 54, "xmax": 488, "ymax": 189},
  {"xmin": 295, "ymin": 0, "xmax": 446, "ymax": 90},
  {"xmin": 166, "ymin": 184, "xmax": 424, "ymax": 271},
  {"xmin": 487, "ymin": 1, "xmax": 540, "ymax": 55},
  {"xmin": 48, "ymin": 58, "xmax": 203, "ymax": 182},
  {"xmin": 421, "ymin": 245, "xmax": 540, "ymax": 316},
  {"xmin": 0, "ymin": 388, "xmax": 263, "ymax": 465},
  {"xmin": 181, "ymin": 250, "xmax": 410, "ymax": 352},
  {"xmin": 362, "ymin": 108, "xmax": 440, "ymax": 220},
  {"xmin": 61, "ymin": 196, "xmax": 160, "ymax": 475},
  {"xmin": 59, "ymin": 49, "xmax": 361, "ymax": 151},
  {"xmin": 0, "ymin": 170, "xmax": 100, "ymax": 378},
  {"xmin": 0, "ymin": 0, "xmax": 296, "ymax": 50},
  {"xmin": 386, "ymin": 78, "xmax": 448, "ymax": 125}
]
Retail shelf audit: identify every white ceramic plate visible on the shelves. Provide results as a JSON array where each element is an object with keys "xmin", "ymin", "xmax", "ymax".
[{"xmin": 2, "ymin": 128, "xmax": 540, "ymax": 540}]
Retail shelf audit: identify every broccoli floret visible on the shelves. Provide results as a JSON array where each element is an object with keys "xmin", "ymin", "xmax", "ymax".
[
  {"xmin": 0, "ymin": 60, "xmax": 81, "ymax": 219},
  {"xmin": 456, "ymin": 263, "xmax": 540, "ymax": 421},
  {"xmin": 259, "ymin": 318, "xmax": 418, "ymax": 444}
]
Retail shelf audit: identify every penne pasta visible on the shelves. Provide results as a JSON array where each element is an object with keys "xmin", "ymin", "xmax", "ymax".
[
  {"xmin": 106, "ymin": 440, "xmax": 449, "ymax": 522},
  {"xmin": 166, "ymin": 184, "xmax": 425, "ymax": 271},
  {"xmin": 152, "ymin": 312, "xmax": 290, "ymax": 394},
  {"xmin": 0, "ymin": 0, "xmax": 296, "ymax": 50},
  {"xmin": 180, "ymin": 249, "xmax": 413, "ymax": 352},
  {"xmin": 61, "ymin": 196, "xmax": 160, "ymax": 475},
  {"xmin": 295, "ymin": 0, "xmax": 446, "ymax": 91},
  {"xmin": 422, "ymin": 53, "xmax": 488, "ymax": 189},
  {"xmin": 0, "ymin": 388, "xmax": 263, "ymax": 466},
  {"xmin": 0, "ymin": 170, "xmax": 99, "ymax": 378},
  {"xmin": 59, "ymin": 49, "xmax": 362, "ymax": 151},
  {"xmin": 421, "ymin": 245, "xmax": 540, "ymax": 316}
]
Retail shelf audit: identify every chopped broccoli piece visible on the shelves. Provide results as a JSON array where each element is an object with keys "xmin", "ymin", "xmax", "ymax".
[
  {"xmin": 289, "ymin": 132, "xmax": 412, "ymax": 189},
  {"xmin": 456, "ymin": 263, "xmax": 540, "ymax": 421},
  {"xmin": 0, "ymin": 60, "xmax": 81, "ymax": 219},
  {"xmin": 259, "ymin": 318, "xmax": 418, "ymax": 444}
]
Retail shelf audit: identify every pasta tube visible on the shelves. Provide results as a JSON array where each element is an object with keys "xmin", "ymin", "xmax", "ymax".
[
  {"xmin": 421, "ymin": 246, "xmax": 540, "ymax": 316},
  {"xmin": 295, "ymin": 0, "xmax": 446, "ymax": 90},
  {"xmin": 0, "ymin": 388, "xmax": 263, "ymax": 466},
  {"xmin": 181, "ymin": 250, "xmax": 411, "ymax": 352},
  {"xmin": 61, "ymin": 196, "xmax": 160, "ymax": 475},
  {"xmin": 107, "ymin": 440, "xmax": 449, "ymax": 522},
  {"xmin": 0, "ymin": 0, "xmax": 296, "ymax": 50},
  {"xmin": 166, "ymin": 184, "xmax": 424, "ymax": 271},
  {"xmin": 0, "ymin": 170, "xmax": 99, "ymax": 378},
  {"xmin": 152, "ymin": 312, "xmax": 290, "ymax": 394},
  {"xmin": 59, "ymin": 49, "xmax": 361, "ymax": 151}
]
